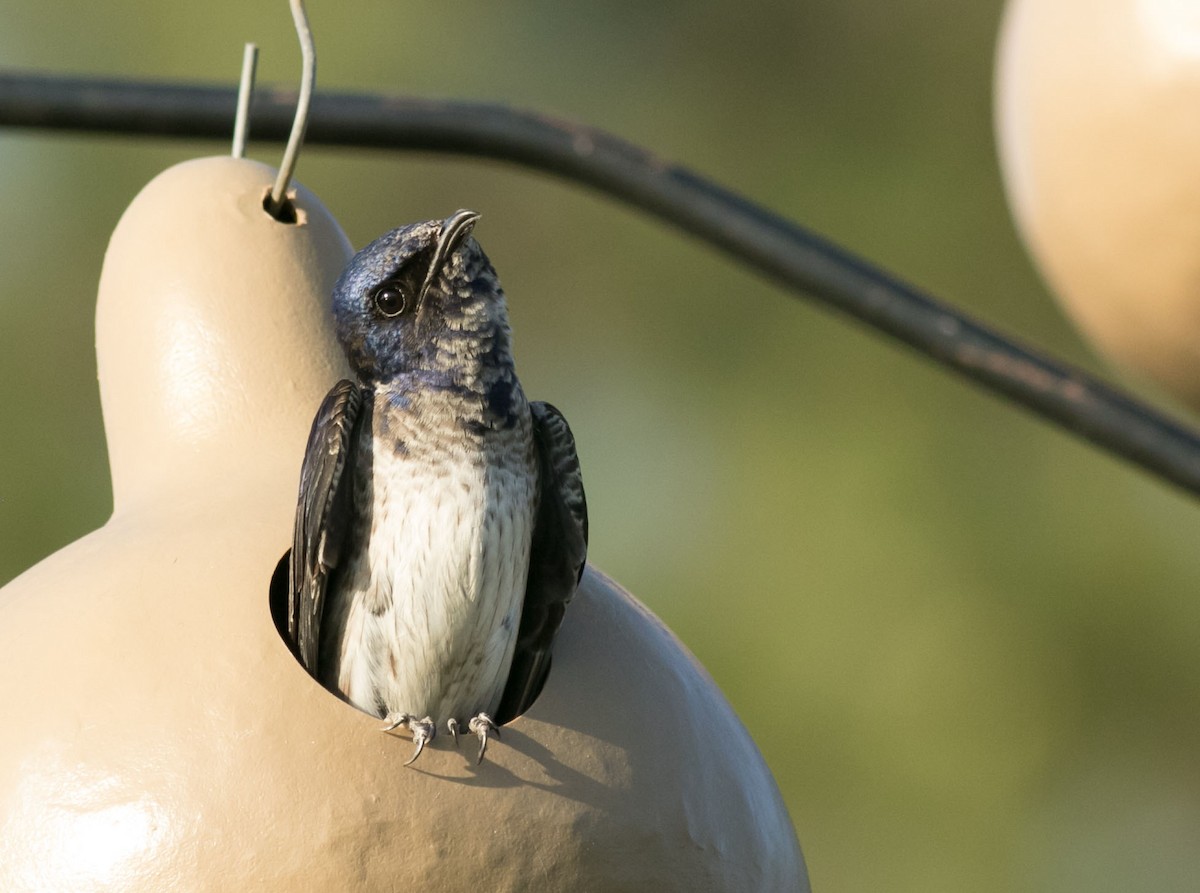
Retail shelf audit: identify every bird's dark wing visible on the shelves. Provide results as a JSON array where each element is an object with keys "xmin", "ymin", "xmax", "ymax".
[
  {"xmin": 289, "ymin": 379, "xmax": 365, "ymax": 674},
  {"xmin": 497, "ymin": 401, "xmax": 588, "ymax": 722}
]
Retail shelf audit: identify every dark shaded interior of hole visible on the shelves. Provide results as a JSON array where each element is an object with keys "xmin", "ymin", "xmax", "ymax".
[
  {"xmin": 498, "ymin": 660, "xmax": 548, "ymax": 726},
  {"xmin": 267, "ymin": 548, "xmax": 544, "ymax": 725},
  {"xmin": 263, "ymin": 193, "xmax": 298, "ymax": 224},
  {"xmin": 268, "ymin": 550, "xmax": 302, "ymax": 662}
]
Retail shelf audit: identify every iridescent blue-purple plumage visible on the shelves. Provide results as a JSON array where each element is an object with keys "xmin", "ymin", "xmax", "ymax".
[{"xmin": 288, "ymin": 211, "xmax": 587, "ymax": 763}]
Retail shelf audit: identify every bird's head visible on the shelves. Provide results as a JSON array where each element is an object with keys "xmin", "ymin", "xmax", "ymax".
[{"xmin": 331, "ymin": 210, "xmax": 512, "ymax": 384}]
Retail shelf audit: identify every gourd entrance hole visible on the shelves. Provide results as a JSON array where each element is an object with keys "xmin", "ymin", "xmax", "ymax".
[{"xmin": 267, "ymin": 550, "xmax": 542, "ymax": 724}]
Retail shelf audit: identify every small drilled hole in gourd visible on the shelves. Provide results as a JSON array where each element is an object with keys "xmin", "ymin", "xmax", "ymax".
[{"xmin": 262, "ymin": 192, "xmax": 299, "ymax": 224}]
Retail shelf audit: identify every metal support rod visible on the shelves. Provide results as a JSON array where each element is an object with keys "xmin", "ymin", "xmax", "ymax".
[
  {"xmin": 1, "ymin": 71, "xmax": 1199, "ymax": 496},
  {"xmin": 266, "ymin": 0, "xmax": 315, "ymax": 216},
  {"xmin": 231, "ymin": 43, "xmax": 258, "ymax": 159}
]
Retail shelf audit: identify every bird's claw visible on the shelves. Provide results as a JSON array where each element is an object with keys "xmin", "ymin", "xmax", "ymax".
[
  {"xmin": 380, "ymin": 712, "xmax": 497, "ymax": 765},
  {"xmin": 381, "ymin": 713, "xmax": 437, "ymax": 766},
  {"xmin": 380, "ymin": 711, "xmax": 412, "ymax": 733},
  {"xmin": 467, "ymin": 712, "xmax": 499, "ymax": 764}
]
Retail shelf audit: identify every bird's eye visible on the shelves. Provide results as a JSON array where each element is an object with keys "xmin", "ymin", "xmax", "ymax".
[{"xmin": 372, "ymin": 285, "xmax": 409, "ymax": 318}]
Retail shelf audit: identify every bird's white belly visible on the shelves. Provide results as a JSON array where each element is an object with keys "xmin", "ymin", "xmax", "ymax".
[{"xmin": 325, "ymin": 445, "xmax": 536, "ymax": 724}]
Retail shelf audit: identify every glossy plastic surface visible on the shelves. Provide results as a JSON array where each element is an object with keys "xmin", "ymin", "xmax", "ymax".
[{"xmin": 997, "ymin": 0, "xmax": 1200, "ymax": 409}]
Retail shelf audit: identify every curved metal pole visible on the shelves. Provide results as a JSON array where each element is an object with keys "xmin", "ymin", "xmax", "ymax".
[{"xmin": 1, "ymin": 71, "xmax": 1199, "ymax": 496}]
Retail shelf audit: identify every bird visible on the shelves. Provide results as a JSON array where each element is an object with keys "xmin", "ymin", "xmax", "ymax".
[{"xmin": 288, "ymin": 209, "xmax": 588, "ymax": 765}]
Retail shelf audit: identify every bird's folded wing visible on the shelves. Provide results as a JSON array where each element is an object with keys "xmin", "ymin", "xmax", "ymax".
[
  {"xmin": 498, "ymin": 401, "xmax": 588, "ymax": 721},
  {"xmin": 289, "ymin": 379, "xmax": 364, "ymax": 673}
]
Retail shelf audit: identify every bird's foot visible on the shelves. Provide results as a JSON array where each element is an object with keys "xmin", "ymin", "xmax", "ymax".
[
  {"xmin": 467, "ymin": 712, "xmax": 500, "ymax": 764},
  {"xmin": 380, "ymin": 713, "xmax": 436, "ymax": 766}
]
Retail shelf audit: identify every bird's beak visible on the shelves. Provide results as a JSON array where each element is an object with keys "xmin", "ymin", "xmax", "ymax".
[{"xmin": 419, "ymin": 209, "xmax": 481, "ymax": 301}]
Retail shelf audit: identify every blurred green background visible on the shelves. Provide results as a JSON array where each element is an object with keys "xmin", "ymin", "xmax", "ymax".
[{"xmin": 3, "ymin": 1, "xmax": 1200, "ymax": 890}]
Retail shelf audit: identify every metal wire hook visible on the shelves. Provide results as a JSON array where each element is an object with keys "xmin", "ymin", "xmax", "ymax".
[
  {"xmin": 231, "ymin": 42, "xmax": 259, "ymax": 159},
  {"xmin": 265, "ymin": 0, "xmax": 315, "ymax": 218}
]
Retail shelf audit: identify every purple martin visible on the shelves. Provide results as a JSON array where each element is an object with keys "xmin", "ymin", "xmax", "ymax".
[{"xmin": 289, "ymin": 210, "xmax": 587, "ymax": 765}]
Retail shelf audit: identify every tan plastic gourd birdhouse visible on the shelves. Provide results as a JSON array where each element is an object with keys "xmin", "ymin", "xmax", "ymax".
[
  {"xmin": 0, "ymin": 156, "xmax": 808, "ymax": 891},
  {"xmin": 996, "ymin": 0, "xmax": 1200, "ymax": 411}
]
